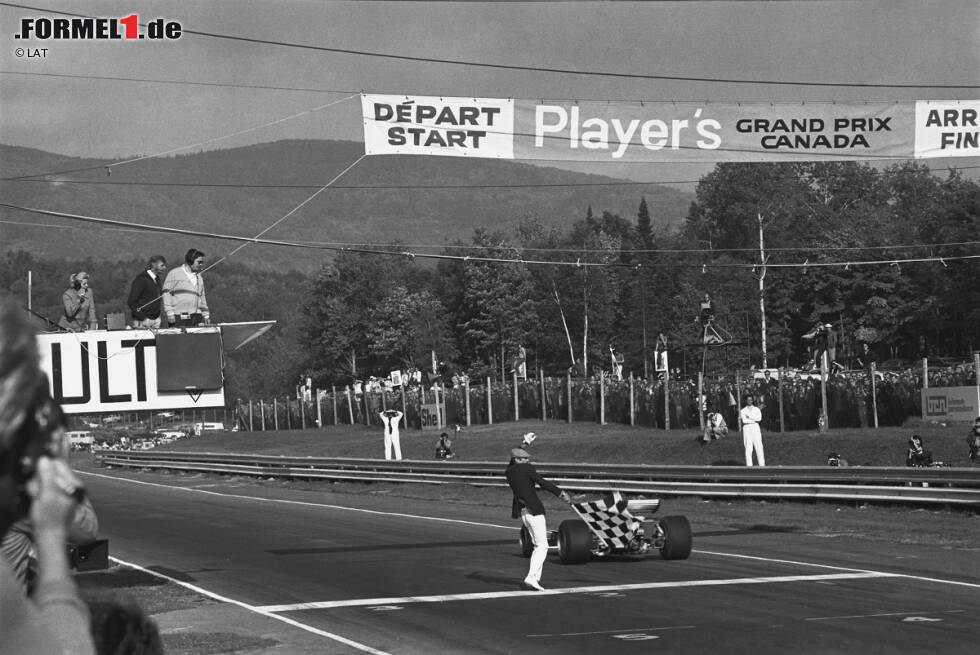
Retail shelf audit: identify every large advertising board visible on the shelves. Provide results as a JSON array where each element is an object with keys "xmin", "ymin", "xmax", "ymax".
[
  {"xmin": 921, "ymin": 386, "xmax": 980, "ymax": 422},
  {"xmin": 362, "ymin": 95, "xmax": 979, "ymax": 163},
  {"xmin": 37, "ymin": 327, "xmax": 225, "ymax": 414}
]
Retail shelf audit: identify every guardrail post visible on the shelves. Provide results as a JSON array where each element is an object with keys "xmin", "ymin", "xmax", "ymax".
[
  {"xmin": 871, "ymin": 362, "xmax": 879, "ymax": 428},
  {"xmin": 260, "ymin": 400, "xmax": 266, "ymax": 431},
  {"xmin": 599, "ymin": 372, "xmax": 606, "ymax": 425},
  {"xmin": 486, "ymin": 376, "xmax": 493, "ymax": 425},
  {"xmin": 274, "ymin": 398, "xmax": 279, "ymax": 431},
  {"xmin": 540, "ymin": 369, "xmax": 546, "ymax": 421},
  {"xmin": 465, "ymin": 377, "xmax": 471, "ymax": 426},
  {"xmin": 513, "ymin": 370, "xmax": 519, "ymax": 422}
]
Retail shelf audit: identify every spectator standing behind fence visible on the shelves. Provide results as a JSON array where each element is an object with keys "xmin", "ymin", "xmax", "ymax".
[
  {"xmin": 58, "ymin": 272, "xmax": 98, "ymax": 332},
  {"xmin": 505, "ymin": 447, "xmax": 571, "ymax": 591},
  {"xmin": 739, "ymin": 394, "xmax": 765, "ymax": 466},
  {"xmin": 0, "ymin": 297, "xmax": 96, "ymax": 655},
  {"xmin": 163, "ymin": 248, "xmax": 210, "ymax": 327},
  {"xmin": 127, "ymin": 255, "xmax": 167, "ymax": 329},
  {"xmin": 379, "ymin": 409, "xmax": 403, "ymax": 460},
  {"xmin": 967, "ymin": 417, "xmax": 980, "ymax": 464}
]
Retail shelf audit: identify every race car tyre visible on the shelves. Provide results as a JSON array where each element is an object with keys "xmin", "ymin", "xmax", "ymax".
[
  {"xmin": 557, "ymin": 519, "xmax": 591, "ymax": 564},
  {"xmin": 658, "ymin": 515, "xmax": 693, "ymax": 560},
  {"xmin": 519, "ymin": 525, "xmax": 533, "ymax": 558}
]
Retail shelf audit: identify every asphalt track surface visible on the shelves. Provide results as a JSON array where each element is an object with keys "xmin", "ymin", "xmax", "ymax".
[{"xmin": 77, "ymin": 467, "xmax": 979, "ymax": 655}]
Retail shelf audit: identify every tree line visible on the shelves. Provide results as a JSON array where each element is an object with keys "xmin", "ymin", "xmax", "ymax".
[{"xmin": 3, "ymin": 160, "xmax": 977, "ymax": 399}]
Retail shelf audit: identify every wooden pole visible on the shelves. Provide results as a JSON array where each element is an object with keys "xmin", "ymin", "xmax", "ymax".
[
  {"xmin": 871, "ymin": 362, "xmax": 879, "ymax": 429},
  {"xmin": 566, "ymin": 372, "xmax": 572, "ymax": 424},
  {"xmin": 316, "ymin": 389, "xmax": 322, "ymax": 428},
  {"xmin": 922, "ymin": 357, "xmax": 929, "ymax": 389},
  {"xmin": 599, "ymin": 372, "xmax": 606, "ymax": 425},
  {"xmin": 629, "ymin": 373, "xmax": 635, "ymax": 426},
  {"xmin": 301, "ymin": 394, "xmax": 306, "ymax": 429},
  {"xmin": 362, "ymin": 389, "xmax": 370, "ymax": 427},
  {"xmin": 248, "ymin": 401, "xmax": 253, "ymax": 432},
  {"xmin": 331, "ymin": 386, "xmax": 338, "ymax": 426},
  {"xmin": 513, "ymin": 370, "xmax": 519, "ymax": 422},
  {"xmin": 663, "ymin": 369, "xmax": 671, "ymax": 430},
  {"xmin": 464, "ymin": 377, "xmax": 471, "ymax": 426},
  {"xmin": 486, "ymin": 376, "xmax": 493, "ymax": 425},
  {"xmin": 286, "ymin": 397, "xmax": 291, "ymax": 430},
  {"xmin": 697, "ymin": 372, "xmax": 705, "ymax": 432},
  {"xmin": 260, "ymin": 399, "xmax": 266, "ymax": 431},
  {"xmin": 819, "ymin": 352, "xmax": 829, "ymax": 432},
  {"xmin": 778, "ymin": 368, "xmax": 785, "ymax": 433},
  {"xmin": 346, "ymin": 387, "xmax": 354, "ymax": 425},
  {"xmin": 540, "ymin": 368, "xmax": 546, "ymax": 421}
]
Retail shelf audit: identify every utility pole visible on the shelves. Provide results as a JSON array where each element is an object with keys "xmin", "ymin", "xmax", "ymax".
[
  {"xmin": 640, "ymin": 268, "xmax": 649, "ymax": 379},
  {"xmin": 757, "ymin": 213, "xmax": 769, "ymax": 369}
]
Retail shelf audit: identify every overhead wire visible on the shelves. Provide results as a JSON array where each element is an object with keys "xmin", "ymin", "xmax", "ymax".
[{"xmin": 3, "ymin": 203, "xmax": 978, "ymax": 271}]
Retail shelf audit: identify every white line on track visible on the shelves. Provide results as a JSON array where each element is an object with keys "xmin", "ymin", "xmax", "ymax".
[
  {"xmin": 527, "ymin": 625, "xmax": 696, "ymax": 638},
  {"xmin": 254, "ymin": 572, "xmax": 898, "ymax": 612},
  {"xmin": 805, "ymin": 609, "xmax": 965, "ymax": 622},
  {"xmin": 108, "ymin": 556, "xmax": 391, "ymax": 655}
]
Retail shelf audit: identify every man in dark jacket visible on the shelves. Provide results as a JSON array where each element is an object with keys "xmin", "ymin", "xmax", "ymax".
[
  {"xmin": 505, "ymin": 447, "xmax": 570, "ymax": 591},
  {"xmin": 127, "ymin": 255, "xmax": 167, "ymax": 328}
]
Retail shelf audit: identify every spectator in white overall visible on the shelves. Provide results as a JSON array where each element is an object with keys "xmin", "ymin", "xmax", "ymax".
[{"xmin": 378, "ymin": 409, "xmax": 403, "ymax": 460}]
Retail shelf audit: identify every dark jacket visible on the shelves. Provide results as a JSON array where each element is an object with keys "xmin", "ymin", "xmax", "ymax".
[
  {"xmin": 506, "ymin": 461, "xmax": 562, "ymax": 518},
  {"xmin": 127, "ymin": 270, "xmax": 163, "ymax": 320}
]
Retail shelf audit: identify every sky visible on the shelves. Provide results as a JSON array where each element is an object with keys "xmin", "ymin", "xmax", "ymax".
[{"xmin": 0, "ymin": 0, "xmax": 977, "ymax": 187}]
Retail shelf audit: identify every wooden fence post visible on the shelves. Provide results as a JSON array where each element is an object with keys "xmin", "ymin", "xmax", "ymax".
[
  {"xmin": 465, "ymin": 377, "xmax": 471, "ymax": 426},
  {"xmin": 315, "ymin": 389, "xmax": 322, "ymax": 428},
  {"xmin": 540, "ymin": 369, "xmax": 546, "ymax": 421},
  {"xmin": 871, "ymin": 362, "xmax": 879, "ymax": 428},
  {"xmin": 274, "ymin": 398, "xmax": 279, "ymax": 431},
  {"xmin": 346, "ymin": 387, "xmax": 354, "ymax": 425},
  {"xmin": 629, "ymin": 373, "xmax": 635, "ymax": 426},
  {"xmin": 260, "ymin": 399, "xmax": 266, "ymax": 431},
  {"xmin": 301, "ymin": 394, "xmax": 306, "ymax": 429},
  {"xmin": 286, "ymin": 397, "xmax": 291, "ymax": 430},
  {"xmin": 486, "ymin": 376, "xmax": 493, "ymax": 425},
  {"xmin": 663, "ymin": 370, "xmax": 670, "ymax": 431},
  {"xmin": 248, "ymin": 401, "xmax": 253, "ymax": 432},
  {"xmin": 513, "ymin": 371, "xmax": 519, "ymax": 422},
  {"xmin": 566, "ymin": 372, "xmax": 572, "ymax": 423},
  {"xmin": 599, "ymin": 372, "xmax": 606, "ymax": 425},
  {"xmin": 697, "ymin": 372, "xmax": 705, "ymax": 432},
  {"xmin": 778, "ymin": 368, "xmax": 785, "ymax": 433}
]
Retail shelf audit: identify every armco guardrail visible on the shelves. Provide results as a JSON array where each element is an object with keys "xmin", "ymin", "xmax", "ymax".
[{"xmin": 93, "ymin": 450, "xmax": 980, "ymax": 507}]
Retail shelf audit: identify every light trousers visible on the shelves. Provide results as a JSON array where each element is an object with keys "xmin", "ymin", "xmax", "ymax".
[
  {"xmin": 521, "ymin": 510, "xmax": 549, "ymax": 584},
  {"xmin": 743, "ymin": 426, "xmax": 765, "ymax": 466},
  {"xmin": 384, "ymin": 430, "xmax": 402, "ymax": 460}
]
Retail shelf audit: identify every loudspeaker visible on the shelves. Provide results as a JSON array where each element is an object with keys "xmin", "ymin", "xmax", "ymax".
[{"xmin": 104, "ymin": 312, "xmax": 126, "ymax": 330}]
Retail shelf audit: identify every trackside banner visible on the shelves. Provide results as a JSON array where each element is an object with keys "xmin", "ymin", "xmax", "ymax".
[{"xmin": 361, "ymin": 95, "xmax": 979, "ymax": 162}]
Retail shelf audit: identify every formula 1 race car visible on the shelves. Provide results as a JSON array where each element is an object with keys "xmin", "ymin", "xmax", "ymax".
[{"xmin": 519, "ymin": 491, "xmax": 692, "ymax": 564}]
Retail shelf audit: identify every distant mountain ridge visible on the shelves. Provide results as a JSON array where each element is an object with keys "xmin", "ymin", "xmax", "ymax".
[{"xmin": 0, "ymin": 140, "xmax": 694, "ymax": 272}]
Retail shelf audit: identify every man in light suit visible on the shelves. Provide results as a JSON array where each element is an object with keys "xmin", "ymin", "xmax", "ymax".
[{"xmin": 379, "ymin": 409, "xmax": 403, "ymax": 460}]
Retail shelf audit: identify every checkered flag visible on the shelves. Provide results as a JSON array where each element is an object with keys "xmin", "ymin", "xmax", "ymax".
[{"xmin": 571, "ymin": 491, "xmax": 638, "ymax": 550}]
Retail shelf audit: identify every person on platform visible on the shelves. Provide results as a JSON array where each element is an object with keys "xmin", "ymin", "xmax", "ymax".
[
  {"xmin": 162, "ymin": 248, "xmax": 210, "ymax": 328},
  {"xmin": 505, "ymin": 447, "xmax": 571, "ymax": 591},
  {"xmin": 379, "ymin": 409, "xmax": 403, "ymax": 461},
  {"xmin": 0, "ymin": 297, "xmax": 96, "ymax": 655},
  {"xmin": 739, "ymin": 394, "xmax": 765, "ymax": 466},
  {"xmin": 126, "ymin": 255, "xmax": 167, "ymax": 329},
  {"xmin": 58, "ymin": 272, "xmax": 98, "ymax": 332}
]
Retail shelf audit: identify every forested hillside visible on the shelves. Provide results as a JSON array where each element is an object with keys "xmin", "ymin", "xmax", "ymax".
[
  {"xmin": 2, "ymin": 160, "xmax": 977, "ymax": 399},
  {"xmin": 0, "ymin": 140, "xmax": 692, "ymax": 273}
]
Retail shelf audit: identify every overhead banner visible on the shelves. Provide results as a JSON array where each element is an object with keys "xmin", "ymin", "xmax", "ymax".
[{"xmin": 361, "ymin": 95, "xmax": 979, "ymax": 163}]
